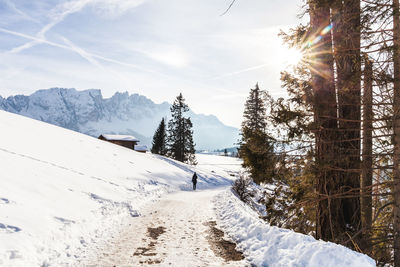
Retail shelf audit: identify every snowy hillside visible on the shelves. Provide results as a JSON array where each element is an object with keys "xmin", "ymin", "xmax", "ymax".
[
  {"xmin": 0, "ymin": 110, "xmax": 236, "ymax": 266},
  {"xmin": 0, "ymin": 110, "xmax": 375, "ymax": 266},
  {"xmin": 0, "ymin": 88, "xmax": 239, "ymax": 150}
]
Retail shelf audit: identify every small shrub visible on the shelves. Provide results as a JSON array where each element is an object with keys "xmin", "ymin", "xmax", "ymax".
[{"xmin": 232, "ymin": 173, "xmax": 253, "ymax": 202}]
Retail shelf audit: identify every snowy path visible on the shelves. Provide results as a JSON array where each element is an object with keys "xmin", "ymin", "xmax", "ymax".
[{"xmin": 84, "ymin": 188, "xmax": 248, "ymax": 267}]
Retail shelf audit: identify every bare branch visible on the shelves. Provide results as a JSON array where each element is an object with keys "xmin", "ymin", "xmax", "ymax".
[{"xmin": 220, "ymin": 0, "xmax": 237, "ymax": 16}]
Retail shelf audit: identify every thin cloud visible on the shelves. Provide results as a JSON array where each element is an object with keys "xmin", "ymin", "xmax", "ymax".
[
  {"xmin": 9, "ymin": 0, "xmax": 92, "ymax": 54},
  {"xmin": 9, "ymin": 41, "xmax": 41, "ymax": 54},
  {"xmin": 125, "ymin": 44, "xmax": 189, "ymax": 68},
  {"xmin": 212, "ymin": 93, "xmax": 247, "ymax": 100},
  {"xmin": 60, "ymin": 36, "xmax": 104, "ymax": 69},
  {"xmin": 0, "ymin": 28, "xmax": 72, "ymax": 50},
  {"xmin": 210, "ymin": 63, "xmax": 270, "ymax": 81},
  {"xmin": 46, "ymin": 0, "xmax": 92, "ymax": 35},
  {"xmin": 0, "ymin": 27, "xmax": 165, "ymax": 76},
  {"xmin": 60, "ymin": 35, "xmax": 134, "ymax": 83},
  {"xmin": 92, "ymin": 0, "xmax": 148, "ymax": 17},
  {"xmin": 3, "ymin": 0, "xmax": 40, "ymax": 23},
  {"xmin": 7, "ymin": 0, "xmax": 147, "ymax": 54}
]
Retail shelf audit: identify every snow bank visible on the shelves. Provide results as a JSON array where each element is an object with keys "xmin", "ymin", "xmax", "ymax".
[
  {"xmin": 0, "ymin": 111, "xmax": 235, "ymax": 266},
  {"xmin": 213, "ymin": 189, "xmax": 376, "ymax": 267}
]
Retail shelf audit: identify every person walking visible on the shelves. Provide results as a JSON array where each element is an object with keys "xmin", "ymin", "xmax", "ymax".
[{"xmin": 192, "ymin": 172, "xmax": 198, "ymax": 190}]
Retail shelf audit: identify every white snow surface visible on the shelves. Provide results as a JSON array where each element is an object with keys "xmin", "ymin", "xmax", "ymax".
[
  {"xmin": 213, "ymin": 190, "xmax": 376, "ymax": 267},
  {"xmin": 0, "ymin": 110, "xmax": 234, "ymax": 266},
  {"xmin": 0, "ymin": 110, "xmax": 375, "ymax": 266}
]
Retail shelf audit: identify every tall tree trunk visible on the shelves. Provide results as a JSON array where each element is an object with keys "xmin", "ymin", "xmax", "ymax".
[
  {"xmin": 331, "ymin": 0, "xmax": 362, "ymax": 244},
  {"xmin": 308, "ymin": 0, "xmax": 339, "ymax": 241},
  {"xmin": 392, "ymin": 0, "xmax": 400, "ymax": 265},
  {"xmin": 361, "ymin": 55, "xmax": 373, "ymax": 253}
]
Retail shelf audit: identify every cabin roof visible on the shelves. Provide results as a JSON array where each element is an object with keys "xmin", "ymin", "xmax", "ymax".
[
  {"xmin": 134, "ymin": 145, "xmax": 148, "ymax": 151},
  {"xmin": 100, "ymin": 134, "xmax": 139, "ymax": 142}
]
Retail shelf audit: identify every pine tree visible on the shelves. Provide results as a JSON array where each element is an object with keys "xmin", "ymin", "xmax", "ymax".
[
  {"xmin": 151, "ymin": 118, "xmax": 167, "ymax": 155},
  {"xmin": 242, "ymin": 83, "xmax": 267, "ymax": 132},
  {"xmin": 240, "ymin": 83, "xmax": 275, "ymax": 184},
  {"xmin": 167, "ymin": 93, "xmax": 197, "ymax": 165},
  {"xmin": 242, "ymin": 0, "xmax": 399, "ymax": 262}
]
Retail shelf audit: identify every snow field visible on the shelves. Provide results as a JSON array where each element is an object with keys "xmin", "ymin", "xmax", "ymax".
[
  {"xmin": 0, "ymin": 111, "xmax": 235, "ymax": 266},
  {"xmin": 213, "ymin": 189, "xmax": 376, "ymax": 267}
]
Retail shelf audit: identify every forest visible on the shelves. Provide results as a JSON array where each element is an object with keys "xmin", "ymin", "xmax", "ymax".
[{"xmin": 237, "ymin": 0, "xmax": 400, "ymax": 265}]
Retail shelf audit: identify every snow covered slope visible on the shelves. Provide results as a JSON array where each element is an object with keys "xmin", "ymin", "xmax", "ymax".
[
  {"xmin": 0, "ymin": 88, "xmax": 239, "ymax": 150},
  {"xmin": 0, "ymin": 110, "xmax": 375, "ymax": 266},
  {"xmin": 0, "ymin": 110, "xmax": 234, "ymax": 266},
  {"xmin": 213, "ymin": 190, "xmax": 376, "ymax": 267}
]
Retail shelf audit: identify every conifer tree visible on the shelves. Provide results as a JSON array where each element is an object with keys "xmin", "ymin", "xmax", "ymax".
[
  {"xmin": 151, "ymin": 118, "xmax": 167, "ymax": 155},
  {"xmin": 242, "ymin": 83, "xmax": 267, "ymax": 132},
  {"xmin": 167, "ymin": 93, "xmax": 197, "ymax": 165},
  {"xmin": 233, "ymin": 0, "xmax": 400, "ymax": 263},
  {"xmin": 240, "ymin": 83, "xmax": 275, "ymax": 184}
]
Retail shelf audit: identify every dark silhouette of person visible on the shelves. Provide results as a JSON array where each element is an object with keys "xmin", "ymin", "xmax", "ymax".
[{"xmin": 192, "ymin": 172, "xmax": 198, "ymax": 190}]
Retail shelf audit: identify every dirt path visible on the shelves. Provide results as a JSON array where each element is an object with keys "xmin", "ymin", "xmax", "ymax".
[{"xmin": 84, "ymin": 188, "xmax": 248, "ymax": 266}]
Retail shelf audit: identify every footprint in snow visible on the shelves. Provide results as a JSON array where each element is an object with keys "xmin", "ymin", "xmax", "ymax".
[
  {"xmin": 0, "ymin": 223, "xmax": 21, "ymax": 233},
  {"xmin": 7, "ymin": 250, "xmax": 22, "ymax": 259},
  {"xmin": 0, "ymin": 198, "xmax": 10, "ymax": 204},
  {"xmin": 54, "ymin": 217, "xmax": 76, "ymax": 225}
]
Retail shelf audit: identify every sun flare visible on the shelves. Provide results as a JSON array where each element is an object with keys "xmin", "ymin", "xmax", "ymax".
[{"xmin": 282, "ymin": 48, "xmax": 303, "ymax": 67}]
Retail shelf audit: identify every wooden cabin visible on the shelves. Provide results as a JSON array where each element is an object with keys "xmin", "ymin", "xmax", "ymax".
[{"xmin": 98, "ymin": 134, "xmax": 139, "ymax": 150}]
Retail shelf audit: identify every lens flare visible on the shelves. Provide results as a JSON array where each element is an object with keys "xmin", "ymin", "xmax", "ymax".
[
  {"xmin": 300, "ymin": 23, "xmax": 335, "ymax": 79},
  {"xmin": 321, "ymin": 24, "xmax": 332, "ymax": 35},
  {"xmin": 307, "ymin": 23, "xmax": 333, "ymax": 48}
]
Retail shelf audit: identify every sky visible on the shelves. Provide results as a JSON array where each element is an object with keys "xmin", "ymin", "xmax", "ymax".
[{"xmin": 0, "ymin": 0, "xmax": 305, "ymax": 128}]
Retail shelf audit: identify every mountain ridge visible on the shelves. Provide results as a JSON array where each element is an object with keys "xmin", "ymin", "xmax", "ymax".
[{"xmin": 0, "ymin": 88, "xmax": 239, "ymax": 150}]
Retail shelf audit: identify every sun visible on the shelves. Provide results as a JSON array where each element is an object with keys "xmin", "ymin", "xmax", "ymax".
[
  {"xmin": 277, "ymin": 46, "xmax": 304, "ymax": 68},
  {"xmin": 284, "ymin": 48, "xmax": 304, "ymax": 66}
]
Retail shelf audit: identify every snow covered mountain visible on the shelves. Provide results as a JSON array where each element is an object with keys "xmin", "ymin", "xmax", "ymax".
[{"xmin": 0, "ymin": 88, "xmax": 239, "ymax": 150}]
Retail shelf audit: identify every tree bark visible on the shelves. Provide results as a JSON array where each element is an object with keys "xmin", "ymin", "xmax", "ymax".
[
  {"xmin": 308, "ymin": 0, "xmax": 339, "ymax": 241},
  {"xmin": 361, "ymin": 55, "xmax": 373, "ymax": 253},
  {"xmin": 331, "ymin": 0, "xmax": 362, "ymax": 244},
  {"xmin": 392, "ymin": 0, "xmax": 400, "ymax": 265}
]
